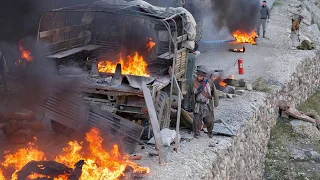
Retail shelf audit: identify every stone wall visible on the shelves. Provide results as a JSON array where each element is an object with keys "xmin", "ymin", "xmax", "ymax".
[{"xmin": 207, "ymin": 52, "xmax": 320, "ymax": 180}]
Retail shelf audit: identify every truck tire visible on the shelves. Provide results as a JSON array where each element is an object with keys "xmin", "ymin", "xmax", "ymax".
[
  {"xmin": 155, "ymin": 91, "xmax": 170, "ymax": 129},
  {"xmin": 51, "ymin": 120, "xmax": 74, "ymax": 136}
]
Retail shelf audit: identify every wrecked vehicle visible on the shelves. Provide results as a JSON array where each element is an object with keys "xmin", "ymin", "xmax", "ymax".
[{"xmin": 34, "ymin": 0, "xmax": 197, "ymax": 141}]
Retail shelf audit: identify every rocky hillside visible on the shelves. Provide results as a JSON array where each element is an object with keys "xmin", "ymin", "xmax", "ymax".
[{"xmin": 287, "ymin": 0, "xmax": 320, "ymax": 47}]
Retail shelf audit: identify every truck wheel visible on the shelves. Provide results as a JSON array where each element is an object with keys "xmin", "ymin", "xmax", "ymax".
[
  {"xmin": 51, "ymin": 120, "xmax": 74, "ymax": 136},
  {"xmin": 155, "ymin": 91, "xmax": 170, "ymax": 129}
]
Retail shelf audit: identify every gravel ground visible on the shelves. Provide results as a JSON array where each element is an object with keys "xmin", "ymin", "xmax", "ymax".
[{"xmin": 138, "ymin": 0, "xmax": 319, "ymax": 179}]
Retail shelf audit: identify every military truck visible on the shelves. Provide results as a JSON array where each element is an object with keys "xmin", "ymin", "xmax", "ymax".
[{"xmin": 35, "ymin": 0, "xmax": 197, "ymax": 139}]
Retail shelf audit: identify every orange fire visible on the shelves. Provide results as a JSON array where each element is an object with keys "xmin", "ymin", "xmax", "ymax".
[
  {"xmin": 219, "ymin": 81, "xmax": 227, "ymax": 87},
  {"xmin": 0, "ymin": 169, "xmax": 5, "ymax": 180},
  {"xmin": 98, "ymin": 52, "xmax": 149, "ymax": 77},
  {"xmin": 0, "ymin": 128, "xmax": 149, "ymax": 180},
  {"xmin": 1, "ymin": 141, "xmax": 46, "ymax": 179},
  {"xmin": 232, "ymin": 30, "xmax": 258, "ymax": 45},
  {"xmin": 19, "ymin": 40, "xmax": 34, "ymax": 61},
  {"xmin": 146, "ymin": 38, "xmax": 156, "ymax": 52}
]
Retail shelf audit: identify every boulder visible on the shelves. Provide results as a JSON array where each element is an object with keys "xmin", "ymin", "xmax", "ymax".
[
  {"xmin": 307, "ymin": 24, "xmax": 320, "ymax": 36},
  {"xmin": 301, "ymin": 8, "xmax": 312, "ymax": 25},
  {"xmin": 290, "ymin": 120, "xmax": 320, "ymax": 140},
  {"xmin": 304, "ymin": 1, "xmax": 320, "ymax": 28},
  {"xmin": 246, "ymin": 84, "xmax": 253, "ymax": 91}
]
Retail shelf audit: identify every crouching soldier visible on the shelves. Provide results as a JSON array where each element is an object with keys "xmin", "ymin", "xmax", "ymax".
[{"xmin": 189, "ymin": 65, "xmax": 219, "ymax": 138}]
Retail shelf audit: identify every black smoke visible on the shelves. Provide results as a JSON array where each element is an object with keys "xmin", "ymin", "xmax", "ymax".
[
  {"xmin": 211, "ymin": 0, "xmax": 260, "ymax": 33},
  {"xmin": 0, "ymin": 0, "xmax": 96, "ymax": 42}
]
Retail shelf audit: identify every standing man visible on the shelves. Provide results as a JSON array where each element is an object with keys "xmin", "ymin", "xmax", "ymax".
[
  {"xmin": 291, "ymin": 15, "xmax": 304, "ymax": 49},
  {"xmin": 189, "ymin": 65, "xmax": 219, "ymax": 138},
  {"xmin": 0, "ymin": 51, "xmax": 8, "ymax": 91},
  {"xmin": 257, "ymin": 1, "xmax": 270, "ymax": 38}
]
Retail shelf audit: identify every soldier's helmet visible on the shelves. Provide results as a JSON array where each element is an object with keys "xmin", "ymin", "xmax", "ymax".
[{"xmin": 196, "ymin": 65, "xmax": 207, "ymax": 76}]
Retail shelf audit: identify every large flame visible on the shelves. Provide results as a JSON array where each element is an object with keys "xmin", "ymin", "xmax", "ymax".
[
  {"xmin": 232, "ymin": 30, "xmax": 258, "ymax": 45},
  {"xmin": 0, "ymin": 128, "xmax": 149, "ymax": 180},
  {"xmin": 98, "ymin": 52, "xmax": 149, "ymax": 77},
  {"xmin": 1, "ymin": 141, "xmax": 46, "ymax": 179}
]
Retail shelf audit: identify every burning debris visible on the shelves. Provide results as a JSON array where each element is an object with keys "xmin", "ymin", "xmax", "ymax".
[
  {"xmin": 98, "ymin": 52, "xmax": 149, "ymax": 77},
  {"xmin": 146, "ymin": 38, "xmax": 156, "ymax": 52},
  {"xmin": 211, "ymin": 72, "xmax": 250, "ymax": 99},
  {"xmin": 97, "ymin": 37, "xmax": 155, "ymax": 77},
  {"xmin": 15, "ymin": 40, "xmax": 34, "ymax": 66},
  {"xmin": 232, "ymin": 30, "xmax": 258, "ymax": 45},
  {"xmin": 0, "ymin": 127, "xmax": 149, "ymax": 180},
  {"xmin": 229, "ymin": 46, "xmax": 246, "ymax": 53}
]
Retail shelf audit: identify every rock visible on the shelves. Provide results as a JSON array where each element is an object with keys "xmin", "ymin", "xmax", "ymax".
[
  {"xmin": 305, "ymin": 1, "xmax": 320, "ymax": 28},
  {"xmin": 289, "ymin": 2, "xmax": 302, "ymax": 8},
  {"xmin": 291, "ymin": 149, "xmax": 307, "ymax": 161},
  {"xmin": 246, "ymin": 84, "xmax": 253, "ymax": 91},
  {"xmin": 235, "ymin": 90, "xmax": 245, "ymax": 95},
  {"xmin": 218, "ymin": 90, "xmax": 227, "ymax": 98},
  {"xmin": 307, "ymin": 24, "xmax": 320, "ymax": 37},
  {"xmin": 227, "ymin": 94, "xmax": 233, "ymax": 99},
  {"xmin": 304, "ymin": 150, "xmax": 320, "ymax": 161},
  {"xmin": 290, "ymin": 120, "xmax": 320, "ymax": 140},
  {"xmin": 301, "ymin": 8, "xmax": 312, "ymax": 25}
]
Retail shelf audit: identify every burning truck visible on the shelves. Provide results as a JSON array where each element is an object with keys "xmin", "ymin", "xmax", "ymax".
[{"xmin": 32, "ymin": 0, "xmax": 197, "ymax": 146}]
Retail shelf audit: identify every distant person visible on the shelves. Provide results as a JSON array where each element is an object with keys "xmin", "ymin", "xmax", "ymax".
[
  {"xmin": 291, "ymin": 15, "xmax": 304, "ymax": 49},
  {"xmin": 188, "ymin": 65, "xmax": 219, "ymax": 139},
  {"xmin": 257, "ymin": 1, "xmax": 270, "ymax": 38},
  {"xmin": 0, "ymin": 51, "xmax": 8, "ymax": 91}
]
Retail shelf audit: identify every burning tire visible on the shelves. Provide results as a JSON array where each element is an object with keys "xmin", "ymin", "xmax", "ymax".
[{"xmin": 51, "ymin": 120, "xmax": 74, "ymax": 136}]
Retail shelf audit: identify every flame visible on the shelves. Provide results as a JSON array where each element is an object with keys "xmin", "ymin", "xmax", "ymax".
[
  {"xmin": 98, "ymin": 52, "xmax": 149, "ymax": 76},
  {"xmin": 1, "ymin": 142, "xmax": 46, "ymax": 179},
  {"xmin": 219, "ymin": 81, "xmax": 227, "ymax": 87},
  {"xmin": 0, "ymin": 128, "xmax": 149, "ymax": 180},
  {"xmin": 19, "ymin": 40, "xmax": 34, "ymax": 61},
  {"xmin": 146, "ymin": 38, "xmax": 156, "ymax": 52},
  {"xmin": 233, "ymin": 48, "xmax": 244, "ymax": 52},
  {"xmin": 232, "ymin": 30, "xmax": 258, "ymax": 45},
  {"xmin": 0, "ymin": 169, "xmax": 4, "ymax": 180}
]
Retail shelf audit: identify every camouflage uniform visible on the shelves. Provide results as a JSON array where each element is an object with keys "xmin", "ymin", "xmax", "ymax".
[{"xmin": 189, "ymin": 66, "xmax": 219, "ymax": 138}]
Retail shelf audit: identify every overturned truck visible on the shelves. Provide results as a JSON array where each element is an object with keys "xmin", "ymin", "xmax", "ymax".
[{"xmin": 33, "ymin": 0, "xmax": 197, "ymax": 147}]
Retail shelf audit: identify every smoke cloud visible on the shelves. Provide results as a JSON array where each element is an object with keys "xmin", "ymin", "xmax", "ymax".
[{"xmin": 210, "ymin": 0, "xmax": 260, "ymax": 33}]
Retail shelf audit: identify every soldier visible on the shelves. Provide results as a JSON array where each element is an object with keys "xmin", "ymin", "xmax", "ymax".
[
  {"xmin": 291, "ymin": 15, "xmax": 304, "ymax": 49},
  {"xmin": 0, "ymin": 51, "xmax": 8, "ymax": 91},
  {"xmin": 257, "ymin": 1, "xmax": 270, "ymax": 38},
  {"xmin": 189, "ymin": 65, "xmax": 219, "ymax": 138}
]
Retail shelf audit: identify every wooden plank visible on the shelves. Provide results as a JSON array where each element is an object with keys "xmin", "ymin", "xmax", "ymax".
[
  {"xmin": 46, "ymin": 44, "xmax": 101, "ymax": 59},
  {"xmin": 176, "ymin": 34, "xmax": 188, "ymax": 43},
  {"xmin": 42, "ymin": 37, "xmax": 86, "ymax": 55},
  {"xmin": 141, "ymin": 83, "xmax": 167, "ymax": 165},
  {"xmin": 39, "ymin": 24, "xmax": 90, "ymax": 38},
  {"xmin": 158, "ymin": 48, "xmax": 187, "ymax": 60}
]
